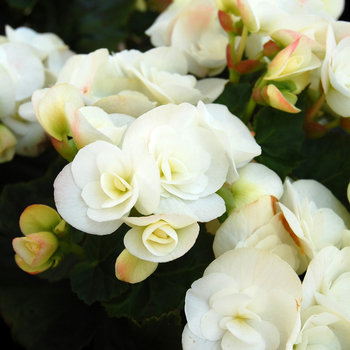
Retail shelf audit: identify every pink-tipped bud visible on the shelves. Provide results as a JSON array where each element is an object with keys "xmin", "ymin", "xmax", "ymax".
[
  {"xmin": 263, "ymin": 40, "xmax": 282, "ymax": 59},
  {"xmin": 218, "ymin": 10, "xmax": 234, "ymax": 32},
  {"xmin": 234, "ymin": 59, "xmax": 266, "ymax": 75},
  {"xmin": 252, "ymin": 86, "xmax": 268, "ymax": 106}
]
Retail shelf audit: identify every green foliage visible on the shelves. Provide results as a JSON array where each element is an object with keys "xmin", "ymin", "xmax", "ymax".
[
  {"xmin": 69, "ymin": 229, "xmax": 129, "ymax": 305},
  {"xmin": 214, "ymin": 82, "xmax": 252, "ymax": 118},
  {"xmin": 293, "ymin": 130, "xmax": 350, "ymax": 208},
  {"xmin": 0, "ymin": 281, "xmax": 97, "ymax": 350},
  {"xmin": 253, "ymin": 90, "xmax": 307, "ymax": 179}
]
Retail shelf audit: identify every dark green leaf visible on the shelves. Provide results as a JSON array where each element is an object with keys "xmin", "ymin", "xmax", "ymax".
[
  {"xmin": 292, "ymin": 130, "xmax": 350, "ymax": 209},
  {"xmin": 103, "ymin": 227, "xmax": 214, "ymax": 321},
  {"xmin": 253, "ymin": 90, "xmax": 307, "ymax": 179},
  {"xmin": 0, "ymin": 280, "xmax": 97, "ymax": 350},
  {"xmin": 69, "ymin": 228, "xmax": 129, "ymax": 305},
  {"xmin": 126, "ymin": 311, "xmax": 183, "ymax": 350},
  {"xmin": 214, "ymin": 82, "xmax": 252, "ymax": 118},
  {"xmin": 6, "ymin": 0, "xmax": 38, "ymax": 10}
]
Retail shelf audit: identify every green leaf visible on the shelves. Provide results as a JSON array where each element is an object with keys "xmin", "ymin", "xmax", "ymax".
[
  {"xmin": 126, "ymin": 311, "xmax": 183, "ymax": 350},
  {"xmin": 103, "ymin": 227, "xmax": 214, "ymax": 321},
  {"xmin": 69, "ymin": 228, "xmax": 129, "ymax": 305},
  {"xmin": 0, "ymin": 280, "xmax": 97, "ymax": 350},
  {"xmin": 292, "ymin": 130, "xmax": 350, "ymax": 209},
  {"xmin": 253, "ymin": 89, "xmax": 307, "ymax": 179},
  {"xmin": 6, "ymin": 0, "xmax": 38, "ymax": 10},
  {"xmin": 214, "ymin": 82, "xmax": 252, "ymax": 118}
]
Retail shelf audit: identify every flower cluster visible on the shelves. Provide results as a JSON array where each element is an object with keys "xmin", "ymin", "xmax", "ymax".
[
  {"xmin": 2, "ymin": 0, "xmax": 350, "ymax": 349},
  {"xmin": 183, "ymin": 171, "xmax": 350, "ymax": 349}
]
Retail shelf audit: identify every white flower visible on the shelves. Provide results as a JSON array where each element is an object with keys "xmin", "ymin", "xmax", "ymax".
[
  {"xmin": 112, "ymin": 47, "xmax": 227, "ymax": 105},
  {"xmin": 122, "ymin": 102, "xmax": 229, "ymax": 222},
  {"xmin": 321, "ymin": 23, "xmax": 350, "ymax": 117},
  {"xmin": 301, "ymin": 246, "xmax": 350, "ymax": 321},
  {"xmin": 228, "ymin": 162, "xmax": 282, "ymax": 209},
  {"xmin": 213, "ymin": 195, "xmax": 301, "ymax": 272},
  {"xmin": 54, "ymin": 140, "xmax": 160, "ymax": 235},
  {"xmin": 5, "ymin": 25, "xmax": 74, "ymax": 78},
  {"xmin": 294, "ymin": 304, "xmax": 350, "ymax": 349},
  {"xmin": 122, "ymin": 213, "xmax": 199, "ymax": 262},
  {"xmin": 182, "ymin": 247, "xmax": 303, "ymax": 350},
  {"xmin": 197, "ymin": 102, "xmax": 261, "ymax": 183},
  {"xmin": 146, "ymin": 0, "xmax": 228, "ymax": 77},
  {"xmin": 277, "ymin": 179, "xmax": 349, "ymax": 268},
  {"xmin": 0, "ymin": 42, "xmax": 45, "ymax": 117}
]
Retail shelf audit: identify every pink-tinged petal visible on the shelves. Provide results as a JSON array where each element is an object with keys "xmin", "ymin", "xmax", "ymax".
[
  {"xmin": 115, "ymin": 249, "xmax": 158, "ymax": 283},
  {"xmin": 36, "ymin": 83, "xmax": 85, "ymax": 141},
  {"xmin": 266, "ymin": 38, "xmax": 301, "ymax": 79},
  {"xmin": 262, "ymin": 85, "xmax": 300, "ymax": 113},
  {"xmin": 19, "ymin": 204, "xmax": 62, "ymax": 235},
  {"xmin": 54, "ymin": 163, "xmax": 122, "ymax": 235},
  {"xmin": 13, "ymin": 231, "xmax": 58, "ymax": 267},
  {"xmin": 14, "ymin": 254, "xmax": 53, "ymax": 275},
  {"xmin": 65, "ymin": 102, "xmax": 111, "ymax": 149},
  {"xmin": 237, "ymin": 0, "xmax": 260, "ymax": 33}
]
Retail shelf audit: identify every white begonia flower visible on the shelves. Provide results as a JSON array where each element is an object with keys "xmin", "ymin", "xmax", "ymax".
[
  {"xmin": 5, "ymin": 25, "xmax": 74, "ymax": 78},
  {"xmin": 145, "ymin": 0, "xmax": 228, "ymax": 77},
  {"xmin": 321, "ymin": 23, "xmax": 350, "ymax": 117},
  {"xmin": 112, "ymin": 47, "xmax": 227, "ymax": 105},
  {"xmin": 182, "ymin": 248, "xmax": 303, "ymax": 350},
  {"xmin": 213, "ymin": 195, "xmax": 302, "ymax": 272},
  {"xmin": 54, "ymin": 140, "xmax": 160, "ymax": 235},
  {"xmin": 65, "ymin": 104, "xmax": 135, "ymax": 149},
  {"xmin": 196, "ymin": 102, "xmax": 261, "ymax": 184},
  {"xmin": 228, "ymin": 162, "xmax": 282, "ymax": 210},
  {"xmin": 122, "ymin": 102, "xmax": 229, "ymax": 223},
  {"xmin": 0, "ymin": 42, "xmax": 45, "ymax": 117},
  {"xmin": 122, "ymin": 214, "xmax": 199, "ymax": 263},
  {"xmin": 301, "ymin": 246, "xmax": 350, "ymax": 321},
  {"xmin": 294, "ymin": 305, "xmax": 350, "ymax": 349},
  {"xmin": 277, "ymin": 179, "xmax": 349, "ymax": 270}
]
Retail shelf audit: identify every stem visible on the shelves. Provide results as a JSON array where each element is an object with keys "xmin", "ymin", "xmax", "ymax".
[
  {"xmin": 242, "ymin": 96, "xmax": 256, "ymax": 125},
  {"xmin": 305, "ymin": 92, "xmax": 326, "ymax": 123},
  {"xmin": 70, "ymin": 242, "xmax": 86, "ymax": 261},
  {"xmin": 323, "ymin": 118, "xmax": 340, "ymax": 130},
  {"xmin": 236, "ymin": 24, "xmax": 248, "ymax": 63}
]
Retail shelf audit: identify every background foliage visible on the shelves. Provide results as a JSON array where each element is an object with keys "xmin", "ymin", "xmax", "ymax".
[{"xmin": 1, "ymin": 0, "xmax": 350, "ymax": 349}]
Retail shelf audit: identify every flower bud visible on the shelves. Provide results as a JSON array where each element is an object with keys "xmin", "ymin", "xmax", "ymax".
[
  {"xmin": 13, "ymin": 204, "xmax": 67, "ymax": 274},
  {"xmin": 0, "ymin": 124, "xmax": 17, "ymax": 163},
  {"xmin": 13, "ymin": 231, "xmax": 59, "ymax": 274}
]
